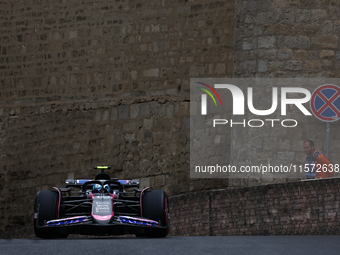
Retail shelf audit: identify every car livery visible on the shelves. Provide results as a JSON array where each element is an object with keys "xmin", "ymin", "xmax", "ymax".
[{"xmin": 33, "ymin": 166, "xmax": 170, "ymax": 238}]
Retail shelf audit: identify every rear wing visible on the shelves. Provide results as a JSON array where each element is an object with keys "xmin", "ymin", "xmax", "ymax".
[{"xmin": 65, "ymin": 179, "xmax": 140, "ymax": 189}]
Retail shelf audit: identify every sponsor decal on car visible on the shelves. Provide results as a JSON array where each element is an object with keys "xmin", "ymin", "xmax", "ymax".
[{"xmin": 118, "ymin": 216, "xmax": 159, "ymax": 226}]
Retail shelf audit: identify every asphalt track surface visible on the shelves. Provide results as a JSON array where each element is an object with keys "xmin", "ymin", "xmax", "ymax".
[{"xmin": 1, "ymin": 236, "xmax": 340, "ymax": 255}]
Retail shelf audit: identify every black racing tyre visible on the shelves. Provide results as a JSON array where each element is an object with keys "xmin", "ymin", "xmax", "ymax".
[
  {"xmin": 134, "ymin": 233, "xmax": 146, "ymax": 238},
  {"xmin": 34, "ymin": 190, "xmax": 62, "ymax": 239},
  {"xmin": 142, "ymin": 190, "xmax": 169, "ymax": 238},
  {"xmin": 58, "ymin": 233, "xmax": 69, "ymax": 238}
]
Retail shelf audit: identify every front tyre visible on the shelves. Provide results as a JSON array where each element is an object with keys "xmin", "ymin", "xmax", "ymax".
[
  {"xmin": 34, "ymin": 190, "xmax": 62, "ymax": 239},
  {"xmin": 142, "ymin": 190, "xmax": 169, "ymax": 238}
]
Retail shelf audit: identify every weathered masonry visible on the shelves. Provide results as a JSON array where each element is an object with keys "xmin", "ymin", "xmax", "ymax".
[{"xmin": 2, "ymin": 0, "xmax": 340, "ymax": 237}]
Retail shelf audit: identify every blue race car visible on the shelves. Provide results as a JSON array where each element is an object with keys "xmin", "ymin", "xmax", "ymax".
[{"xmin": 33, "ymin": 166, "xmax": 170, "ymax": 238}]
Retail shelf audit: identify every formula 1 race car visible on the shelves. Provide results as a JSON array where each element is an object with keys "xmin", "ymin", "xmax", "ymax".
[{"xmin": 33, "ymin": 166, "xmax": 170, "ymax": 238}]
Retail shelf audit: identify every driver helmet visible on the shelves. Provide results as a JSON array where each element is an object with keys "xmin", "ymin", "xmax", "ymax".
[
  {"xmin": 93, "ymin": 184, "xmax": 102, "ymax": 193},
  {"xmin": 103, "ymin": 184, "xmax": 110, "ymax": 193}
]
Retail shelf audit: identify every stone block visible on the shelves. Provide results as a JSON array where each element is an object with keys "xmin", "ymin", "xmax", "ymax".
[
  {"xmin": 95, "ymin": 110, "xmax": 101, "ymax": 122},
  {"xmin": 236, "ymin": 60, "xmax": 257, "ymax": 74},
  {"xmin": 236, "ymin": 51, "xmax": 256, "ymax": 61},
  {"xmin": 334, "ymin": 20, "xmax": 340, "ymax": 34},
  {"xmin": 143, "ymin": 118, "xmax": 153, "ymax": 130},
  {"xmin": 263, "ymin": 138, "xmax": 278, "ymax": 150},
  {"xmin": 153, "ymin": 42, "xmax": 159, "ymax": 52},
  {"xmin": 124, "ymin": 133, "xmax": 135, "ymax": 142},
  {"xmin": 69, "ymin": 31, "xmax": 78, "ymax": 39},
  {"xmin": 292, "ymin": 140, "xmax": 304, "ymax": 152},
  {"xmin": 279, "ymin": 139, "xmax": 291, "ymax": 150},
  {"xmin": 151, "ymin": 24, "xmax": 160, "ymax": 32},
  {"xmin": 303, "ymin": 60, "xmax": 322, "ymax": 72},
  {"xmin": 258, "ymin": 36, "xmax": 276, "ymax": 49},
  {"xmin": 119, "ymin": 105, "xmax": 128, "ymax": 119},
  {"xmin": 320, "ymin": 20, "xmax": 334, "ymax": 35},
  {"xmin": 182, "ymin": 117, "xmax": 190, "ymax": 130},
  {"xmin": 258, "ymin": 49, "xmax": 277, "ymax": 60},
  {"xmin": 103, "ymin": 110, "xmax": 109, "ymax": 121},
  {"xmin": 159, "ymin": 104, "xmax": 166, "ymax": 116},
  {"xmin": 285, "ymin": 60, "xmax": 303, "ymax": 71},
  {"xmin": 284, "ymin": 36, "xmax": 298, "ymax": 49},
  {"xmin": 274, "ymin": 24, "xmax": 289, "ymax": 35},
  {"xmin": 294, "ymin": 50, "xmax": 308, "ymax": 59},
  {"xmin": 253, "ymin": 27, "xmax": 262, "ymax": 36},
  {"xmin": 298, "ymin": 36, "xmax": 310, "ymax": 49},
  {"xmin": 296, "ymin": 9, "xmax": 310, "ymax": 22},
  {"xmin": 189, "ymin": 65, "xmax": 199, "ymax": 76},
  {"xmin": 278, "ymin": 49, "xmax": 293, "ymax": 60},
  {"xmin": 110, "ymin": 107, "xmax": 117, "ymax": 120},
  {"xmin": 166, "ymin": 89, "xmax": 177, "ymax": 95},
  {"xmin": 258, "ymin": 60, "xmax": 268, "ymax": 72},
  {"xmin": 130, "ymin": 70, "xmax": 137, "ymax": 80},
  {"xmin": 308, "ymin": 51, "xmax": 319, "ymax": 59},
  {"xmin": 166, "ymin": 104, "xmax": 174, "ymax": 117},
  {"xmin": 114, "ymin": 71, "xmax": 122, "ymax": 81},
  {"xmin": 130, "ymin": 104, "xmax": 139, "ymax": 119},
  {"xmin": 320, "ymin": 50, "xmax": 335, "ymax": 58},
  {"xmin": 143, "ymin": 68, "xmax": 159, "ymax": 77},
  {"xmin": 281, "ymin": 8, "xmax": 295, "ymax": 24},
  {"xmin": 150, "ymin": 91, "xmax": 164, "ymax": 96},
  {"xmin": 303, "ymin": 24, "xmax": 320, "ymax": 34},
  {"xmin": 310, "ymin": 9, "xmax": 328, "ymax": 22},
  {"xmin": 140, "ymin": 177, "xmax": 150, "ymax": 188},
  {"xmin": 140, "ymin": 103, "xmax": 150, "ymax": 116},
  {"xmin": 242, "ymin": 40, "xmax": 254, "ymax": 50},
  {"xmin": 140, "ymin": 44, "xmax": 147, "ymax": 51},
  {"xmin": 215, "ymin": 63, "xmax": 225, "ymax": 74},
  {"xmin": 256, "ymin": 13, "xmax": 266, "ymax": 24},
  {"xmin": 122, "ymin": 122, "xmax": 136, "ymax": 131},
  {"xmin": 322, "ymin": 59, "xmax": 333, "ymax": 70},
  {"xmin": 311, "ymin": 36, "xmax": 338, "ymax": 49},
  {"xmin": 149, "ymin": 102, "xmax": 158, "ymax": 115}
]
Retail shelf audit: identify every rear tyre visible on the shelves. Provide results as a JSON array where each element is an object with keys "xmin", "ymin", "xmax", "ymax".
[
  {"xmin": 142, "ymin": 190, "xmax": 169, "ymax": 238},
  {"xmin": 34, "ymin": 190, "xmax": 61, "ymax": 239}
]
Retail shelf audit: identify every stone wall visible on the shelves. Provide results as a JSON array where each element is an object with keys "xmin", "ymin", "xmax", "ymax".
[
  {"xmin": 2, "ymin": 177, "xmax": 340, "ymax": 238},
  {"xmin": 230, "ymin": 0, "xmax": 340, "ymax": 187},
  {"xmin": 2, "ymin": 0, "xmax": 340, "ymax": 237},
  {"xmin": 234, "ymin": 0, "xmax": 340, "ymax": 78},
  {"xmin": 170, "ymin": 178, "xmax": 340, "ymax": 236},
  {"xmin": 0, "ymin": 0, "xmax": 234, "ymax": 235}
]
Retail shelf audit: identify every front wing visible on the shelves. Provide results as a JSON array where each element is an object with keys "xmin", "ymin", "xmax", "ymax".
[{"xmin": 35, "ymin": 215, "xmax": 166, "ymax": 236}]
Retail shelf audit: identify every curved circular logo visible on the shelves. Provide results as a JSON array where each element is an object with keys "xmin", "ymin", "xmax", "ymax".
[{"xmin": 310, "ymin": 84, "xmax": 340, "ymax": 122}]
